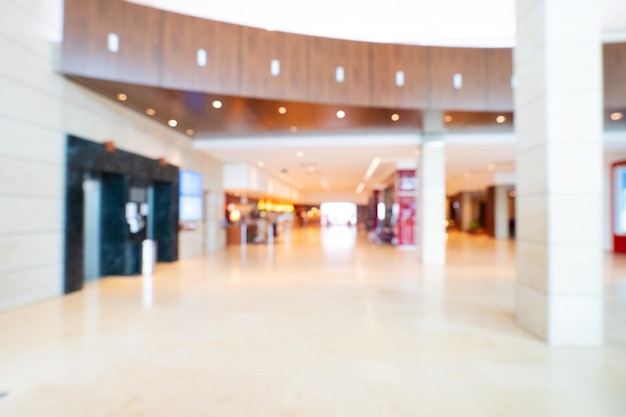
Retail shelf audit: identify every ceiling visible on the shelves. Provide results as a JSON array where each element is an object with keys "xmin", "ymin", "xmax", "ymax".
[
  {"xmin": 71, "ymin": 76, "xmax": 521, "ymax": 199},
  {"xmin": 129, "ymin": 0, "xmax": 626, "ymax": 47},
  {"xmin": 71, "ymin": 0, "xmax": 626, "ymax": 201},
  {"xmin": 71, "ymin": 76, "xmax": 626, "ymax": 200}
]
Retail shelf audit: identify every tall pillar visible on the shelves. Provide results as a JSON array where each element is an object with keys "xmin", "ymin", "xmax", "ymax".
[
  {"xmin": 459, "ymin": 192, "xmax": 473, "ymax": 231},
  {"xmin": 494, "ymin": 186, "xmax": 510, "ymax": 239},
  {"xmin": 515, "ymin": 0, "xmax": 603, "ymax": 345},
  {"xmin": 418, "ymin": 111, "xmax": 446, "ymax": 264},
  {"xmin": 487, "ymin": 185, "xmax": 510, "ymax": 239}
]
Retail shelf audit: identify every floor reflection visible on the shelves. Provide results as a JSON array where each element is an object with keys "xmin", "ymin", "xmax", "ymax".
[
  {"xmin": 1, "ymin": 228, "xmax": 625, "ymax": 416},
  {"xmin": 320, "ymin": 225, "xmax": 357, "ymax": 252},
  {"xmin": 142, "ymin": 275, "xmax": 153, "ymax": 308}
]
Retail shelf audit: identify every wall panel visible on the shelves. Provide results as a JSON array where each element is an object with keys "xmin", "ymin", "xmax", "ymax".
[
  {"xmin": 604, "ymin": 43, "xmax": 626, "ymax": 109},
  {"xmin": 61, "ymin": 0, "xmax": 162, "ymax": 85},
  {"xmin": 428, "ymin": 47, "xmax": 488, "ymax": 110},
  {"xmin": 486, "ymin": 48, "xmax": 513, "ymax": 111},
  {"xmin": 161, "ymin": 12, "xmax": 241, "ymax": 94},
  {"xmin": 241, "ymin": 28, "xmax": 309, "ymax": 101},
  {"xmin": 307, "ymin": 37, "xmax": 371, "ymax": 106},
  {"xmin": 370, "ymin": 44, "xmax": 429, "ymax": 108}
]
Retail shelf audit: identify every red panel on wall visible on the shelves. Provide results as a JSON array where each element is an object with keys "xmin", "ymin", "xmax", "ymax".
[
  {"xmin": 395, "ymin": 170, "xmax": 417, "ymax": 246},
  {"xmin": 612, "ymin": 161, "xmax": 626, "ymax": 254},
  {"xmin": 396, "ymin": 196, "xmax": 416, "ymax": 246}
]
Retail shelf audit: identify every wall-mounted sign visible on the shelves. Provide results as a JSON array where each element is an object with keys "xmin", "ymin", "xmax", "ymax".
[{"xmin": 179, "ymin": 170, "xmax": 203, "ymax": 222}]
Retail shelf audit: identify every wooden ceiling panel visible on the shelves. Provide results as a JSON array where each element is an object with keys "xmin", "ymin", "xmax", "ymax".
[{"xmin": 69, "ymin": 76, "xmax": 513, "ymax": 139}]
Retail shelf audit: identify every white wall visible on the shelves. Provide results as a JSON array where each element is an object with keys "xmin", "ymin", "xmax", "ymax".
[
  {"xmin": 0, "ymin": 0, "xmax": 224, "ymax": 312},
  {"xmin": 303, "ymin": 192, "xmax": 369, "ymax": 206},
  {"xmin": 223, "ymin": 162, "xmax": 303, "ymax": 202}
]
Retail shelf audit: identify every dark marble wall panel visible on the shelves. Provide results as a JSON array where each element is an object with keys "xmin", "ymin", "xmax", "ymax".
[
  {"xmin": 153, "ymin": 181, "xmax": 176, "ymax": 262},
  {"xmin": 64, "ymin": 135, "xmax": 179, "ymax": 294},
  {"xmin": 100, "ymin": 173, "xmax": 128, "ymax": 276}
]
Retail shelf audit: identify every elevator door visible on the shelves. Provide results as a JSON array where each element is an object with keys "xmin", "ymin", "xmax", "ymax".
[{"xmin": 83, "ymin": 174, "xmax": 101, "ymax": 281}]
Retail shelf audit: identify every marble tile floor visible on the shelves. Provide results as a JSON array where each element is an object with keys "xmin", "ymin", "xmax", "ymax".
[{"xmin": 0, "ymin": 227, "xmax": 625, "ymax": 416}]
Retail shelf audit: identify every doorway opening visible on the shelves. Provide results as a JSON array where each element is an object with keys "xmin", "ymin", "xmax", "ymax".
[{"xmin": 320, "ymin": 202, "xmax": 357, "ymax": 226}]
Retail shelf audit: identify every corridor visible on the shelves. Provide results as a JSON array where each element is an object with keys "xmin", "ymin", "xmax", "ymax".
[{"xmin": 0, "ymin": 228, "xmax": 624, "ymax": 416}]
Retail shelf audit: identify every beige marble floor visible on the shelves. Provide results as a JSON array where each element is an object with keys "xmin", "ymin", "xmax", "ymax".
[{"xmin": 0, "ymin": 227, "xmax": 625, "ymax": 416}]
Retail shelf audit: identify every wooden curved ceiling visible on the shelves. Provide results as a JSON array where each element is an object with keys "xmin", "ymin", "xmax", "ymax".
[
  {"xmin": 61, "ymin": 0, "xmax": 626, "ymax": 140},
  {"xmin": 71, "ymin": 76, "xmax": 515, "ymax": 138}
]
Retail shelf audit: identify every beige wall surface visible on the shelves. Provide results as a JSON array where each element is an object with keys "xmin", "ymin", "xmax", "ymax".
[{"xmin": 0, "ymin": 0, "xmax": 225, "ymax": 312}]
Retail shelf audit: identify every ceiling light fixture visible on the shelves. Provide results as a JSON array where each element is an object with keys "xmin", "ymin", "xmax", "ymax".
[
  {"xmin": 336, "ymin": 110, "xmax": 346, "ymax": 119},
  {"xmin": 186, "ymin": 129, "xmax": 194, "ymax": 136},
  {"xmin": 290, "ymin": 126, "xmax": 298, "ymax": 132},
  {"xmin": 257, "ymin": 161, "xmax": 265, "ymax": 168},
  {"xmin": 391, "ymin": 113, "xmax": 400, "ymax": 122},
  {"xmin": 444, "ymin": 115, "xmax": 452, "ymax": 123},
  {"xmin": 117, "ymin": 93, "xmax": 127, "ymax": 101},
  {"xmin": 364, "ymin": 157, "xmax": 381, "ymax": 181},
  {"xmin": 496, "ymin": 115, "xmax": 506, "ymax": 123},
  {"xmin": 356, "ymin": 183, "xmax": 365, "ymax": 194},
  {"xmin": 212, "ymin": 100, "xmax": 223, "ymax": 109},
  {"xmin": 307, "ymin": 165, "xmax": 316, "ymax": 173},
  {"xmin": 395, "ymin": 71, "xmax": 405, "ymax": 87},
  {"xmin": 107, "ymin": 33, "xmax": 119, "ymax": 53},
  {"xmin": 296, "ymin": 151, "xmax": 304, "ymax": 158},
  {"xmin": 146, "ymin": 108, "xmax": 156, "ymax": 116},
  {"xmin": 278, "ymin": 106, "xmax": 287, "ymax": 114},
  {"xmin": 611, "ymin": 112, "xmax": 624, "ymax": 121},
  {"xmin": 453, "ymin": 73, "xmax": 463, "ymax": 89},
  {"xmin": 168, "ymin": 119, "xmax": 178, "ymax": 127}
]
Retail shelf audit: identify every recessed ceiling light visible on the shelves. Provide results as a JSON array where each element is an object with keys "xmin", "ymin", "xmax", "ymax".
[
  {"xmin": 296, "ymin": 151, "xmax": 304, "ymax": 158},
  {"xmin": 278, "ymin": 106, "xmax": 287, "ymax": 114},
  {"xmin": 168, "ymin": 119, "xmax": 178, "ymax": 127},
  {"xmin": 186, "ymin": 129, "xmax": 194, "ymax": 136},
  {"xmin": 336, "ymin": 110, "xmax": 346, "ymax": 119},
  {"xmin": 257, "ymin": 161, "xmax": 265, "ymax": 168},
  {"xmin": 146, "ymin": 108, "xmax": 156, "ymax": 116},
  {"xmin": 265, "ymin": 26, "xmax": 275, "ymax": 31},
  {"xmin": 212, "ymin": 100, "xmax": 223, "ymax": 109},
  {"xmin": 611, "ymin": 112, "xmax": 624, "ymax": 121},
  {"xmin": 391, "ymin": 113, "xmax": 400, "ymax": 122},
  {"xmin": 117, "ymin": 93, "xmax": 127, "ymax": 101},
  {"xmin": 444, "ymin": 115, "xmax": 453, "ymax": 123},
  {"xmin": 496, "ymin": 115, "xmax": 506, "ymax": 123},
  {"xmin": 290, "ymin": 126, "xmax": 298, "ymax": 132}
]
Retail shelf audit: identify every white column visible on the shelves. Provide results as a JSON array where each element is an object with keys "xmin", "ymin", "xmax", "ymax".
[
  {"xmin": 419, "ymin": 111, "xmax": 446, "ymax": 264},
  {"xmin": 494, "ymin": 185, "xmax": 510, "ymax": 239},
  {"xmin": 515, "ymin": 0, "xmax": 603, "ymax": 345},
  {"xmin": 460, "ymin": 192, "xmax": 473, "ymax": 231}
]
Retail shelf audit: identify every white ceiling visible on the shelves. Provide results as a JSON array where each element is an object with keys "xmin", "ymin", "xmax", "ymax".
[
  {"xmin": 130, "ymin": 0, "xmax": 626, "ymax": 47},
  {"xmin": 195, "ymin": 132, "xmax": 518, "ymax": 200},
  {"xmin": 131, "ymin": 0, "xmax": 626, "ymax": 201}
]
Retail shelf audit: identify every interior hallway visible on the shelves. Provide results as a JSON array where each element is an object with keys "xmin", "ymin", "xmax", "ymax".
[{"xmin": 0, "ymin": 228, "xmax": 624, "ymax": 416}]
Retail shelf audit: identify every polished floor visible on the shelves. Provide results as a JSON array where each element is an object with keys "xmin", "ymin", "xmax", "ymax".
[{"xmin": 0, "ymin": 227, "xmax": 625, "ymax": 416}]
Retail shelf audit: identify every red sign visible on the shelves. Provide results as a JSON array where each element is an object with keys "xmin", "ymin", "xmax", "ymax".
[{"xmin": 397, "ymin": 196, "xmax": 416, "ymax": 245}]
